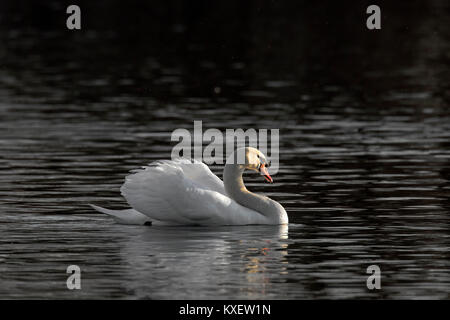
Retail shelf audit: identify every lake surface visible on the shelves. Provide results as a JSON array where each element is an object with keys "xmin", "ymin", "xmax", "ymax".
[{"xmin": 0, "ymin": 1, "xmax": 449, "ymax": 299}]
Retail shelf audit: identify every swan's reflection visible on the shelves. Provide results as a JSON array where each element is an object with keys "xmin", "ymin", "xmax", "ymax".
[{"xmin": 115, "ymin": 224, "xmax": 289, "ymax": 299}]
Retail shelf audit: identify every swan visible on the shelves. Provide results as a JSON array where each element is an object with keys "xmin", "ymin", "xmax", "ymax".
[{"xmin": 90, "ymin": 147, "xmax": 288, "ymax": 226}]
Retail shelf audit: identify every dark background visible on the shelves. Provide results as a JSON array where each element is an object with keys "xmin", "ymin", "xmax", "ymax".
[{"xmin": 0, "ymin": 0, "xmax": 448, "ymax": 105}]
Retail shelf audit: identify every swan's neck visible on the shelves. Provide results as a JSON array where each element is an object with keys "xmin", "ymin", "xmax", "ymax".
[{"xmin": 223, "ymin": 164, "xmax": 284, "ymax": 223}]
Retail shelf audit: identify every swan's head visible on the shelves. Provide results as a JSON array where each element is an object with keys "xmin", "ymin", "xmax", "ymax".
[{"xmin": 243, "ymin": 147, "xmax": 273, "ymax": 183}]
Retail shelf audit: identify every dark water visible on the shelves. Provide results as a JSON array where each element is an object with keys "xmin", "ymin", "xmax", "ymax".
[{"xmin": 0, "ymin": 1, "xmax": 449, "ymax": 299}]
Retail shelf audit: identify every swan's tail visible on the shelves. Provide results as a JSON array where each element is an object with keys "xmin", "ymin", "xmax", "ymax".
[{"xmin": 89, "ymin": 204, "xmax": 151, "ymax": 225}]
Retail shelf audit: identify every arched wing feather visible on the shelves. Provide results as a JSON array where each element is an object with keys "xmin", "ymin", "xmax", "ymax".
[{"xmin": 120, "ymin": 158, "xmax": 238, "ymax": 224}]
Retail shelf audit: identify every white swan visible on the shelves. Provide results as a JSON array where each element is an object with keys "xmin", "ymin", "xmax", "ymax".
[{"xmin": 90, "ymin": 147, "xmax": 288, "ymax": 226}]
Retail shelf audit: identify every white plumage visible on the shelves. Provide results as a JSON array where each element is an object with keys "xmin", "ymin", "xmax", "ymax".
[{"xmin": 91, "ymin": 148, "xmax": 288, "ymax": 226}]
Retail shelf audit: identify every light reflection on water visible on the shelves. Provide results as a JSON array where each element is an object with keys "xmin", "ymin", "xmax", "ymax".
[{"xmin": 0, "ymin": 1, "xmax": 449, "ymax": 299}]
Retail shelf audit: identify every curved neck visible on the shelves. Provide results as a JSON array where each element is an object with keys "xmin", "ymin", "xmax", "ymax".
[
  {"xmin": 223, "ymin": 163, "xmax": 280, "ymax": 221},
  {"xmin": 223, "ymin": 163, "xmax": 247, "ymax": 199}
]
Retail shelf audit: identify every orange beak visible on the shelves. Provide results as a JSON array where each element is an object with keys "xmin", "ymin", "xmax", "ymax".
[{"xmin": 259, "ymin": 164, "xmax": 273, "ymax": 183}]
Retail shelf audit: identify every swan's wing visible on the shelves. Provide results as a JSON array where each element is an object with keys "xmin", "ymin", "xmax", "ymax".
[
  {"xmin": 120, "ymin": 159, "xmax": 260, "ymax": 225},
  {"xmin": 162, "ymin": 158, "xmax": 226, "ymax": 195}
]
